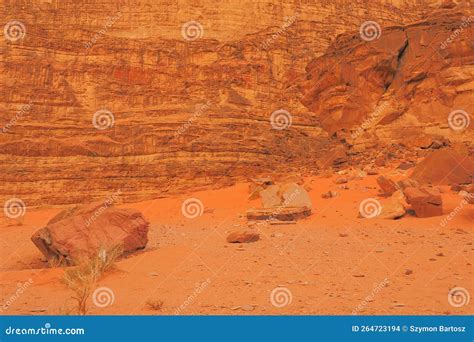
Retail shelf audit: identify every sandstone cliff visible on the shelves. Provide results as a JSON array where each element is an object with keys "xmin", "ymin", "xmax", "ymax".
[{"xmin": 0, "ymin": 0, "xmax": 472, "ymax": 205}]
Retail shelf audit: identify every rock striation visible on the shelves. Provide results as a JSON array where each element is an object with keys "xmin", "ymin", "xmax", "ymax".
[{"xmin": 0, "ymin": 1, "xmax": 472, "ymax": 206}]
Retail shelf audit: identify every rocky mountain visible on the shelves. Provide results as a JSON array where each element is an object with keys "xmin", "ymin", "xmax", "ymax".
[{"xmin": 0, "ymin": 0, "xmax": 472, "ymax": 205}]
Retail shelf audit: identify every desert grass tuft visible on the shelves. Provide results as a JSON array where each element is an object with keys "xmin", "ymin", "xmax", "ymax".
[
  {"xmin": 47, "ymin": 255, "xmax": 68, "ymax": 268},
  {"xmin": 62, "ymin": 245, "xmax": 122, "ymax": 315}
]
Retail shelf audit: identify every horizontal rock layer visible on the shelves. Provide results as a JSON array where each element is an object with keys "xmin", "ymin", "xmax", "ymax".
[{"xmin": 0, "ymin": 0, "xmax": 472, "ymax": 205}]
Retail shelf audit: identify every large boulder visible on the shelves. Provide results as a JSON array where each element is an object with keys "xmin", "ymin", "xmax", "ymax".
[
  {"xmin": 403, "ymin": 187, "xmax": 443, "ymax": 218},
  {"xmin": 247, "ymin": 181, "xmax": 312, "ymax": 222},
  {"xmin": 379, "ymin": 200, "xmax": 405, "ymax": 219},
  {"xmin": 278, "ymin": 183, "xmax": 312, "ymax": 209},
  {"xmin": 410, "ymin": 148, "xmax": 474, "ymax": 186},
  {"xmin": 260, "ymin": 185, "xmax": 283, "ymax": 208},
  {"xmin": 31, "ymin": 202, "xmax": 149, "ymax": 264},
  {"xmin": 379, "ymin": 190, "xmax": 407, "ymax": 219}
]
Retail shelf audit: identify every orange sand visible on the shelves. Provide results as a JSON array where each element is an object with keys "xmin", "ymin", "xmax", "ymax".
[{"xmin": 0, "ymin": 174, "xmax": 472, "ymax": 315}]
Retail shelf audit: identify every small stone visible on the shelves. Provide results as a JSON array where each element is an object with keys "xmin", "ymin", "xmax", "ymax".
[
  {"xmin": 397, "ymin": 161, "xmax": 415, "ymax": 170},
  {"xmin": 322, "ymin": 191, "xmax": 338, "ymax": 199},
  {"xmin": 335, "ymin": 177, "xmax": 348, "ymax": 184},
  {"xmin": 241, "ymin": 304, "xmax": 255, "ymax": 311},
  {"xmin": 405, "ymin": 269, "xmax": 413, "ymax": 275},
  {"xmin": 227, "ymin": 231, "xmax": 260, "ymax": 243}
]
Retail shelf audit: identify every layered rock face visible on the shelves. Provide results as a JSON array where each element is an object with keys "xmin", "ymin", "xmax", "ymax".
[
  {"xmin": 1, "ymin": 0, "xmax": 472, "ymax": 206},
  {"xmin": 301, "ymin": 4, "xmax": 474, "ymax": 148}
]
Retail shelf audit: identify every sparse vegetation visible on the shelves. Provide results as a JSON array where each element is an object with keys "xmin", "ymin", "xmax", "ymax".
[
  {"xmin": 47, "ymin": 255, "xmax": 68, "ymax": 268},
  {"xmin": 146, "ymin": 299, "xmax": 164, "ymax": 311},
  {"xmin": 62, "ymin": 245, "xmax": 122, "ymax": 315}
]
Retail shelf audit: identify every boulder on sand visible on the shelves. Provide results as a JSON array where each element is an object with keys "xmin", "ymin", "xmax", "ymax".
[
  {"xmin": 259, "ymin": 183, "xmax": 312, "ymax": 210},
  {"xmin": 31, "ymin": 202, "xmax": 149, "ymax": 265},
  {"xmin": 410, "ymin": 148, "xmax": 474, "ymax": 186},
  {"xmin": 379, "ymin": 190, "xmax": 407, "ymax": 219},
  {"xmin": 403, "ymin": 187, "xmax": 443, "ymax": 218},
  {"xmin": 247, "ymin": 182, "xmax": 312, "ymax": 222},
  {"xmin": 278, "ymin": 183, "xmax": 312, "ymax": 209},
  {"xmin": 248, "ymin": 177, "xmax": 274, "ymax": 200},
  {"xmin": 260, "ymin": 185, "xmax": 283, "ymax": 208}
]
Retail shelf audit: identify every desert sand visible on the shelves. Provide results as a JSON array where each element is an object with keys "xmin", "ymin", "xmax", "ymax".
[{"xmin": 1, "ymin": 170, "xmax": 472, "ymax": 315}]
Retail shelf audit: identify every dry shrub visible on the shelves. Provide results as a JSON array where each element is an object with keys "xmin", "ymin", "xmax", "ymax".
[
  {"xmin": 146, "ymin": 299, "xmax": 164, "ymax": 311},
  {"xmin": 47, "ymin": 255, "xmax": 67, "ymax": 268},
  {"xmin": 63, "ymin": 245, "xmax": 122, "ymax": 315}
]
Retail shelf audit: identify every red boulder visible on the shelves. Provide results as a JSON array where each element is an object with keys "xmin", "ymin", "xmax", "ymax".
[
  {"xmin": 31, "ymin": 202, "xmax": 149, "ymax": 264},
  {"xmin": 403, "ymin": 187, "xmax": 443, "ymax": 218}
]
